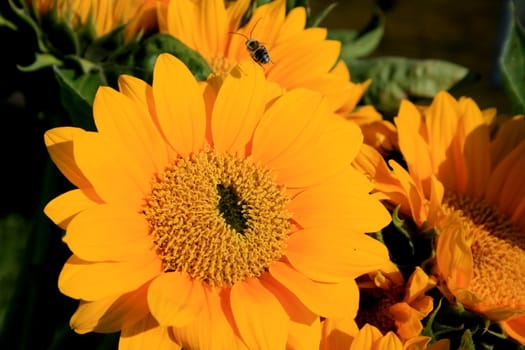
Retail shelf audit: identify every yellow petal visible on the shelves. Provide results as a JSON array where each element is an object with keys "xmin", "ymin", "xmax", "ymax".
[
  {"xmin": 268, "ymin": 261, "xmax": 359, "ymax": 319},
  {"xmin": 171, "ymin": 287, "xmax": 248, "ymax": 350},
  {"xmin": 289, "ymin": 168, "xmax": 391, "ymax": 233},
  {"xmin": 63, "ymin": 204, "xmax": 155, "ymax": 261},
  {"xmin": 258, "ymin": 272, "xmax": 321, "ymax": 350},
  {"xmin": 119, "ymin": 314, "xmax": 181, "ymax": 350},
  {"xmin": 44, "ymin": 127, "xmax": 92, "ymax": 189},
  {"xmin": 152, "ymin": 53, "xmax": 206, "ymax": 155},
  {"xmin": 44, "ymin": 189, "xmax": 99, "ymax": 229},
  {"xmin": 375, "ymin": 331, "xmax": 403, "ymax": 350},
  {"xmin": 70, "ymin": 283, "xmax": 149, "ymax": 334},
  {"xmin": 147, "ymin": 272, "xmax": 204, "ymax": 327},
  {"xmin": 58, "ymin": 255, "xmax": 161, "ymax": 301},
  {"xmin": 73, "ymin": 131, "xmax": 147, "ymax": 209},
  {"xmin": 285, "ymin": 228, "xmax": 395, "ymax": 282},
  {"xmin": 230, "ymin": 277, "xmax": 289, "ymax": 349},
  {"xmin": 211, "ymin": 61, "xmax": 266, "ymax": 154},
  {"xmin": 349, "ymin": 324, "xmax": 382, "ymax": 350},
  {"xmin": 320, "ymin": 317, "xmax": 358, "ymax": 350}
]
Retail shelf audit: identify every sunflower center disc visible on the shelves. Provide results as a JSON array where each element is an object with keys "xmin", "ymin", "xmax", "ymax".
[
  {"xmin": 143, "ymin": 150, "xmax": 290, "ymax": 287},
  {"xmin": 443, "ymin": 193, "xmax": 525, "ymax": 309}
]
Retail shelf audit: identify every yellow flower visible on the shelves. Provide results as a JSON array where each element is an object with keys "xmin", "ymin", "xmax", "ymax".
[
  {"xmin": 354, "ymin": 90, "xmax": 525, "ymax": 345},
  {"xmin": 44, "ymin": 53, "xmax": 394, "ymax": 348},
  {"xmin": 321, "ymin": 323, "xmax": 450, "ymax": 350},
  {"xmin": 356, "ymin": 267, "xmax": 436, "ymax": 342},
  {"xmin": 157, "ymin": 0, "xmax": 369, "ymax": 114},
  {"xmin": 28, "ymin": 0, "xmax": 163, "ymax": 39}
]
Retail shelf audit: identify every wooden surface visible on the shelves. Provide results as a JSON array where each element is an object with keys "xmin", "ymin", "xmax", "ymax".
[{"xmin": 309, "ymin": 0, "xmax": 512, "ymax": 114}]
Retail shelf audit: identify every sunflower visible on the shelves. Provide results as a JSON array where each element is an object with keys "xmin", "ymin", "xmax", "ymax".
[
  {"xmin": 157, "ymin": 0, "xmax": 369, "ymax": 114},
  {"xmin": 28, "ymin": 0, "xmax": 163, "ymax": 39},
  {"xmin": 44, "ymin": 53, "xmax": 394, "ymax": 348},
  {"xmin": 355, "ymin": 267, "xmax": 436, "ymax": 342},
  {"xmin": 320, "ymin": 323, "xmax": 450, "ymax": 350},
  {"xmin": 353, "ymin": 90, "xmax": 525, "ymax": 345}
]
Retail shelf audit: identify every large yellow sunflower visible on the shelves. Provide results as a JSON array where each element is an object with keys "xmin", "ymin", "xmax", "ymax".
[
  {"xmin": 353, "ymin": 90, "xmax": 525, "ymax": 345},
  {"xmin": 157, "ymin": 0, "xmax": 369, "ymax": 114},
  {"xmin": 44, "ymin": 53, "xmax": 394, "ymax": 349},
  {"xmin": 28, "ymin": 0, "xmax": 164, "ymax": 39}
]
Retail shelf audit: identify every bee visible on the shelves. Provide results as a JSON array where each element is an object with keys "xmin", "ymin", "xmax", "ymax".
[{"xmin": 229, "ymin": 18, "xmax": 271, "ymax": 65}]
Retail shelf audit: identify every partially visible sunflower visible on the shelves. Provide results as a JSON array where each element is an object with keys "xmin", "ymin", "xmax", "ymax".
[
  {"xmin": 320, "ymin": 323, "xmax": 450, "ymax": 350},
  {"xmin": 355, "ymin": 267, "xmax": 436, "ymax": 342},
  {"xmin": 44, "ymin": 53, "xmax": 395, "ymax": 348},
  {"xmin": 353, "ymin": 90, "xmax": 525, "ymax": 345},
  {"xmin": 28, "ymin": 0, "xmax": 164, "ymax": 39},
  {"xmin": 157, "ymin": 0, "xmax": 370, "ymax": 114}
]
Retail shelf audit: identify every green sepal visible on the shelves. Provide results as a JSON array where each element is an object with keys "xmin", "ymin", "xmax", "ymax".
[
  {"xmin": 499, "ymin": 0, "xmax": 525, "ymax": 114},
  {"xmin": 7, "ymin": 0, "xmax": 48, "ymax": 53},
  {"xmin": 17, "ymin": 53, "xmax": 63, "ymax": 72},
  {"xmin": 329, "ymin": 7, "xmax": 384, "ymax": 60},
  {"xmin": 130, "ymin": 33, "xmax": 212, "ymax": 82},
  {"xmin": 346, "ymin": 57, "xmax": 470, "ymax": 114},
  {"xmin": 307, "ymin": 2, "xmax": 338, "ymax": 27},
  {"xmin": 0, "ymin": 11, "xmax": 18, "ymax": 31},
  {"xmin": 53, "ymin": 63, "xmax": 105, "ymax": 130},
  {"xmin": 458, "ymin": 330, "xmax": 476, "ymax": 350}
]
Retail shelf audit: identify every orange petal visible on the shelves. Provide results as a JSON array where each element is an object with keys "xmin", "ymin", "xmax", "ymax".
[
  {"xmin": 44, "ymin": 189, "xmax": 100, "ymax": 229},
  {"xmin": 277, "ymin": 6, "xmax": 306, "ymax": 41},
  {"xmin": 289, "ymin": 168, "xmax": 391, "ymax": 233},
  {"xmin": 171, "ymin": 287, "xmax": 247, "ymax": 349},
  {"xmin": 44, "ymin": 127, "xmax": 92, "ymax": 189},
  {"xmin": 147, "ymin": 272, "xmax": 204, "ymax": 327},
  {"xmin": 405, "ymin": 267, "xmax": 436, "ymax": 304},
  {"xmin": 152, "ymin": 53, "xmax": 206, "ymax": 155},
  {"xmin": 458, "ymin": 98, "xmax": 490, "ymax": 198},
  {"xmin": 70, "ymin": 283, "xmax": 149, "ymax": 334},
  {"xmin": 63, "ymin": 204, "xmax": 155, "ymax": 262},
  {"xmin": 435, "ymin": 214, "xmax": 474, "ymax": 294},
  {"xmin": 269, "ymin": 261, "xmax": 359, "ymax": 319},
  {"xmin": 211, "ymin": 61, "xmax": 266, "ymax": 155},
  {"xmin": 285, "ymin": 228, "xmax": 394, "ymax": 282},
  {"xmin": 58, "ymin": 255, "xmax": 161, "ymax": 301},
  {"xmin": 395, "ymin": 100, "xmax": 433, "ymax": 192},
  {"xmin": 165, "ymin": 0, "xmax": 198, "ymax": 50},
  {"xmin": 502, "ymin": 315, "xmax": 525, "ymax": 346},
  {"xmin": 119, "ymin": 314, "xmax": 181, "ymax": 350},
  {"xmin": 230, "ymin": 277, "xmax": 289, "ymax": 349},
  {"xmin": 490, "ymin": 115, "xmax": 525, "ymax": 169}
]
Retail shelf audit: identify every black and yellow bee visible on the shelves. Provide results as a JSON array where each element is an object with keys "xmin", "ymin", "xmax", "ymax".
[{"xmin": 229, "ymin": 18, "xmax": 271, "ymax": 65}]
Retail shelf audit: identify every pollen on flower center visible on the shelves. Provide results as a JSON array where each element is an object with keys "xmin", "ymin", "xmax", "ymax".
[
  {"xmin": 209, "ymin": 56, "xmax": 237, "ymax": 78},
  {"xmin": 442, "ymin": 193, "xmax": 525, "ymax": 309},
  {"xmin": 143, "ymin": 150, "xmax": 291, "ymax": 287}
]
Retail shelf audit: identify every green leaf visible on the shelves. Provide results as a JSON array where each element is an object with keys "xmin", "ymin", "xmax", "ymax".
[
  {"xmin": 132, "ymin": 33, "xmax": 212, "ymax": 82},
  {"xmin": 499, "ymin": 0, "xmax": 525, "ymax": 114},
  {"xmin": 8, "ymin": 0, "xmax": 49, "ymax": 53},
  {"xmin": 53, "ymin": 64, "xmax": 105, "ymax": 130},
  {"xmin": 346, "ymin": 57, "xmax": 470, "ymax": 114},
  {"xmin": 308, "ymin": 2, "xmax": 337, "ymax": 27},
  {"xmin": 340, "ymin": 7, "xmax": 384, "ymax": 60}
]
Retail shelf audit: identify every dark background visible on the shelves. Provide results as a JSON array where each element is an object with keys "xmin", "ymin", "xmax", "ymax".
[{"xmin": 310, "ymin": 0, "xmax": 512, "ymax": 114}]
